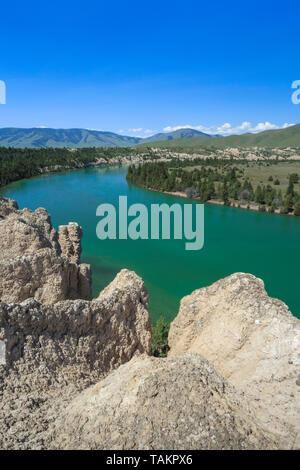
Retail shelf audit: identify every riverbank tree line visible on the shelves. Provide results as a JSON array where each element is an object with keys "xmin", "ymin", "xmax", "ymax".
[
  {"xmin": 126, "ymin": 160, "xmax": 300, "ymax": 215},
  {"xmin": 0, "ymin": 147, "xmax": 135, "ymax": 188}
]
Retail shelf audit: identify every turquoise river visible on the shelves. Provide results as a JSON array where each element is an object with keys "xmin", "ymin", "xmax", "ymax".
[{"xmin": 1, "ymin": 166, "xmax": 300, "ymax": 321}]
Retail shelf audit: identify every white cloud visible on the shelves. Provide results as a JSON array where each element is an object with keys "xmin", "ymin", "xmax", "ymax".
[
  {"xmin": 129, "ymin": 127, "xmax": 143, "ymax": 133},
  {"xmin": 121, "ymin": 128, "xmax": 156, "ymax": 137},
  {"xmin": 163, "ymin": 125, "xmax": 207, "ymax": 132},
  {"xmin": 216, "ymin": 123, "xmax": 232, "ymax": 134},
  {"xmin": 118, "ymin": 121, "xmax": 295, "ymax": 138},
  {"xmin": 250, "ymin": 122, "xmax": 279, "ymax": 132},
  {"xmin": 282, "ymin": 122, "xmax": 295, "ymax": 129},
  {"xmin": 162, "ymin": 121, "xmax": 294, "ymax": 136},
  {"xmin": 164, "ymin": 125, "xmax": 186, "ymax": 132},
  {"xmin": 239, "ymin": 121, "xmax": 252, "ymax": 130}
]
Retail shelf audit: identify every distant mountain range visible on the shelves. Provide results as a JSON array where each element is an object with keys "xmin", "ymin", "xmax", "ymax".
[
  {"xmin": 142, "ymin": 128, "xmax": 218, "ymax": 143},
  {"xmin": 0, "ymin": 124, "xmax": 299, "ymax": 148},
  {"xmin": 141, "ymin": 124, "xmax": 300, "ymax": 149},
  {"xmin": 0, "ymin": 127, "xmax": 214, "ymax": 148},
  {"xmin": 0, "ymin": 128, "xmax": 141, "ymax": 148}
]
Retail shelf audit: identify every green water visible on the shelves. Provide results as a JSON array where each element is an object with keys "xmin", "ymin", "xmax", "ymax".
[{"xmin": 1, "ymin": 166, "xmax": 300, "ymax": 321}]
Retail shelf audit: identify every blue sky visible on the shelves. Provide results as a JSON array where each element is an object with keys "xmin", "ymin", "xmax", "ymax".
[{"xmin": 0, "ymin": 0, "xmax": 299, "ymax": 137}]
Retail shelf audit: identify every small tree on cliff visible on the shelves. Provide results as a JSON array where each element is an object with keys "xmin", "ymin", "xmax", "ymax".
[{"xmin": 152, "ymin": 316, "xmax": 170, "ymax": 357}]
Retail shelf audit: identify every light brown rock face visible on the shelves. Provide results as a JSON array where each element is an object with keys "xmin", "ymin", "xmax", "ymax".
[
  {"xmin": 168, "ymin": 273, "xmax": 300, "ymax": 448},
  {"xmin": 0, "ymin": 196, "xmax": 19, "ymax": 218},
  {"xmin": 0, "ymin": 269, "xmax": 152, "ymax": 449},
  {"xmin": 58, "ymin": 222, "xmax": 82, "ymax": 264},
  {"xmin": 51, "ymin": 354, "xmax": 276, "ymax": 450},
  {"xmin": 0, "ymin": 197, "xmax": 152, "ymax": 449},
  {"xmin": 0, "ymin": 197, "xmax": 91, "ymax": 303}
]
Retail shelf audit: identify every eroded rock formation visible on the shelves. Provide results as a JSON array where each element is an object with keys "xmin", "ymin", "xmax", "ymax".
[
  {"xmin": 58, "ymin": 222, "xmax": 82, "ymax": 264},
  {"xmin": 0, "ymin": 197, "xmax": 91, "ymax": 303},
  {"xmin": 0, "ymin": 269, "xmax": 152, "ymax": 449},
  {"xmin": 51, "ymin": 353, "xmax": 276, "ymax": 450},
  {"xmin": 0, "ymin": 196, "xmax": 151, "ymax": 448},
  {"xmin": 168, "ymin": 272, "xmax": 300, "ymax": 448}
]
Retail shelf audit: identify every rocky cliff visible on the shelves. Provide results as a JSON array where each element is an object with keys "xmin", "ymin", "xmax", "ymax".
[
  {"xmin": 0, "ymin": 269, "xmax": 152, "ymax": 449},
  {"xmin": 0, "ymin": 196, "xmax": 151, "ymax": 449},
  {"xmin": 168, "ymin": 272, "xmax": 300, "ymax": 448},
  {"xmin": 0, "ymin": 197, "xmax": 91, "ymax": 303},
  {"xmin": 52, "ymin": 354, "xmax": 276, "ymax": 450},
  {"xmin": 0, "ymin": 196, "xmax": 299, "ymax": 450}
]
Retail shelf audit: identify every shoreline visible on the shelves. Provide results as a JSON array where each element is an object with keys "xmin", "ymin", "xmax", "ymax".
[
  {"xmin": 0, "ymin": 160, "xmax": 124, "ymax": 191},
  {"xmin": 139, "ymin": 186, "xmax": 297, "ymax": 217},
  {"xmin": 1, "ymin": 161, "xmax": 298, "ymax": 218}
]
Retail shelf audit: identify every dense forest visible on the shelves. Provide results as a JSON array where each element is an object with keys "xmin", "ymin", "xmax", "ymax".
[
  {"xmin": 127, "ymin": 160, "xmax": 300, "ymax": 215},
  {"xmin": 0, "ymin": 147, "xmax": 135, "ymax": 188}
]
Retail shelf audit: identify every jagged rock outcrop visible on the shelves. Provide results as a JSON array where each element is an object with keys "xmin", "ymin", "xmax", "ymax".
[
  {"xmin": 0, "ymin": 197, "xmax": 91, "ymax": 303},
  {"xmin": 51, "ymin": 354, "xmax": 276, "ymax": 450},
  {"xmin": 58, "ymin": 222, "xmax": 82, "ymax": 264},
  {"xmin": 0, "ymin": 196, "xmax": 18, "ymax": 218},
  {"xmin": 0, "ymin": 196, "xmax": 152, "ymax": 449},
  {"xmin": 168, "ymin": 273, "xmax": 300, "ymax": 448},
  {"xmin": 0, "ymin": 269, "xmax": 152, "ymax": 449}
]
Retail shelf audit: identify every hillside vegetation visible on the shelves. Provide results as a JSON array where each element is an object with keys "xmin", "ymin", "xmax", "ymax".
[
  {"xmin": 0, "ymin": 128, "xmax": 141, "ymax": 148},
  {"xmin": 142, "ymin": 128, "xmax": 217, "ymax": 143},
  {"xmin": 127, "ymin": 159, "xmax": 300, "ymax": 215},
  {"xmin": 139, "ymin": 124, "xmax": 300, "ymax": 149},
  {"xmin": 2, "ymin": 124, "xmax": 300, "ymax": 149},
  {"xmin": 0, "ymin": 127, "xmax": 215, "ymax": 148},
  {"xmin": 0, "ymin": 147, "xmax": 135, "ymax": 187}
]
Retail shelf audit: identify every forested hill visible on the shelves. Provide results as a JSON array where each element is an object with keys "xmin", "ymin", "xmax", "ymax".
[
  {"xmin": 139, "ymin": 124, "xmax": 300, "ymax": 149},
  {"xmin": 0, "ymin": 127, "xmax": 216, "ymax": 148},
  {"xmin": 1, "ymin": 124, "xmax": 300, "ymax": 149},
  {"xmin": 141, "ymin": 128, "xmax": 217, "ymax": 142},
  {"xmin": 0, "ymin": 128, "xmax": 141, "ymax": 148}
]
